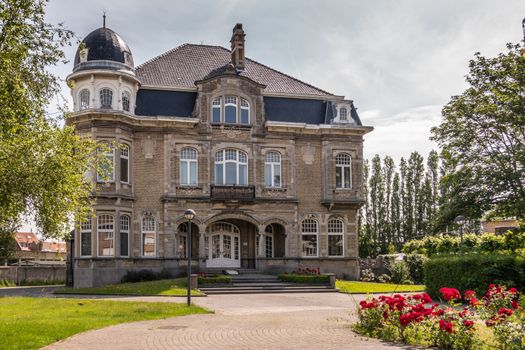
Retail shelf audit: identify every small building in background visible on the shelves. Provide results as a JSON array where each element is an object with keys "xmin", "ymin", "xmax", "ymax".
[
  {"xmin": 480, "ymin": 219, "xmax": 520, "ymax": 235},
  {"xmin": 13, "ymin": 232, "xmax": 66, "ymax": 263}
]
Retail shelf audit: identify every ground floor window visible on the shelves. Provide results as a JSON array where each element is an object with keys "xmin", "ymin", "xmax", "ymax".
[
  {"xmin": 328, "ymin": 218, "xmax": 344, "ymax": 257},
  {"xmin": 80, "ymin": 219, "xmax": 92, "ymax": 256},
  {"xmin": 97, "ymin": 214, "xmax": 114, "ymax": 256},
  {"xmin": 301, "ymin": 219, "xmax": 318, "ymax": 257},
  {"xmin": 142, "ymin": 213, "xmax": 156, "ymax": 257},
  {"xmin": 302, "ymin": 234, "xmax": 318, "ymax": 257},
  {"xmin": 120, "ymin": 215, "xmax": 130, "ymax": 256},
  {"xmin": 265, "ymin": 234, "xmax": 273, "ymax": 258}
]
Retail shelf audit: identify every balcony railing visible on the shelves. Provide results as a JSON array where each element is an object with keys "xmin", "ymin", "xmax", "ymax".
[{"xmin": 210, "ymin": 185, "xmax": 255, "ymax": 201}]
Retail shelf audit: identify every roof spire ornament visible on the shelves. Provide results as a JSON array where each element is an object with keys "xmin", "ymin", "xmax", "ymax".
[{"xmin": 103, "ymin": 11, "xmax": 106, "ymax": 28}]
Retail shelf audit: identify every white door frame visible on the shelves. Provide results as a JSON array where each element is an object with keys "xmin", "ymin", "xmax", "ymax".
[{"xmin": 206, "ymin": 222, "xmax": 241, "ymax": 268}]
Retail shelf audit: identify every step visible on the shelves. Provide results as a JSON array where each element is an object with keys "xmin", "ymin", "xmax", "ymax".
[
  {"xmin": 201, "ymin": 288, "xmax": 339, "ymax": 295},
  {"xmin": 200, "ymin": 285, "xmax": 333, "ymax": 291}
]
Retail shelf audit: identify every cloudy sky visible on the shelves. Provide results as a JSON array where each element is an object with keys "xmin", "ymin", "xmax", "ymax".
[{"xmin": 44, "ymin": 0, "xmax": 524, "ymax": 162}]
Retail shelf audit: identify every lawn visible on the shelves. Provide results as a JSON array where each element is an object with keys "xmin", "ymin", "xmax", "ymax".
[
  {"xmin": 55, "ymin": 278, "xmax": 205, "ymax": 296},
  {"xmin": 0, "ymin": 297, "xmax": 208, "ymax": 350},
  {"xmin": 336, "ymin": 280, "xmax": 426, "ymax": 294}
]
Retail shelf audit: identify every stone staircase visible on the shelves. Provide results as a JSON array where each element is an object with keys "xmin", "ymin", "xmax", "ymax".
[{"xmin": 198, "ymin": 272, "xmax": 338, "ymax": 295}]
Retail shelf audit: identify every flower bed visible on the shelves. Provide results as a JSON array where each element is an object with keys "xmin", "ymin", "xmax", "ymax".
[
  {"xmin": 278, "ymin": 273, "xmax": 329, "ymax": 283},
  {"xmin": 356, "ymin": 285, "xmax": 524, "ymax": 349}
]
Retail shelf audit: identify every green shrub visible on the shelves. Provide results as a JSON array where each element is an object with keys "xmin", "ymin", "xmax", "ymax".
[
  {"xmin": 405, "ymin": 253, "xmax": 428, "ymax": 284},
  {"xmin": 387, "ymin": 260, "xmax": 412, "ymax": 284},
  {"xmin": 0, "ymin": 278, "xmax": 15, "ymax": 287},
  {"xmin": 18, "ymin": 279, "xmax": 65, "ymax": 286},
  {"xmin": 424, "ymin": 255, "xmax": 525, "ymax": 298},
  {"xmin": 197, "ymin": 274, "xmax": 232, "ymax": 284},
  {"xmin": 121, "ymin": 269, "xmax": 172, "ymax": 283},
  {"xmin": 278, "ymin": 274, "xmax": 329, "ymax": 283}
]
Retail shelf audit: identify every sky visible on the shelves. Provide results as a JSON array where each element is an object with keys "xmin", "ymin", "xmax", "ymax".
[{"xmin": 21, "ymin": 0, "xmax": 525, "ymax": 233}]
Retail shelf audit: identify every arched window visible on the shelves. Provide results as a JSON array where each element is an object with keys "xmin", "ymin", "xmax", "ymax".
[
  {"xmin": 224, "ymin": 96, "xmax": 237, "ymax": 124},
  {"xmin": 97, "ymin": 214, "xmax": 114, "ymax": 256},
  {"xmin": 335, "ymin": 153, "xmax": 352, "ymax": 189},
  {"xmin": 180, "ymin": 147, "xmax": 198, "ymax": 185},
  {"xmin": 79, "ymin": 89, "xmax": 90, "ymax": 110},
  {"xmin": 264, "ymin": 151, "xmax": 281, "ymax": 188},
  {"xmin": 80, "ymin": 218, "xmax": 92, "ymax": 256},
  {"xmin": 141, "ymin": 213, "xmax": 156, "ymax": 257},
  {"xmin": 120, "ymin": 214, "xmax": 130, "ymax": 256},
  {"xmin": 301, "ymin": 219, "xmax": 318, "ymax": 257},
  {"xmin": 99, "ymin": 88, "xmax": 113, "ymax": 109},
  {"xmin": 240, "ymin": 98, "xmax": 250, "ymax": 125},
  {"xmin": 265, "ymin": 224, "xmax": 274, "ymax": 258},
  {"xmin": 214, "ymin": 148, "xmax": 248, "ymax": 186},
  {"xmin": 97, "ymin": 143, "xmax": 115, "ymax": 182},
  {"xmin": 120, "ymin": 144, "xmax": 129, "ymax": 183},
  {"xmin": 212, "ymin": 97, "xmax": 222, "ymax": 123},
  {"xmin": 339, "ymin": 107, "xmax": 348, "ymax": 121},
  {"xmin": 328, "ymin": 218, "xmax": 344, "ymax": 257},
  {"xmin": 122, "ymin": 91, "xmax": 131, "ymax": 112}
]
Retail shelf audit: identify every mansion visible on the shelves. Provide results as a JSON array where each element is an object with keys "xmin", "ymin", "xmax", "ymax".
[{"xmin": 68, "ymin": 22, "xmax": 372, "ymax": 287}]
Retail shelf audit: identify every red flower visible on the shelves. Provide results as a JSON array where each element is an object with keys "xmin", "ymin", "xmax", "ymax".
[
  {"xmin": 469, "ymin": 297, "xmax": 480, "ymax": 307},
  {"xmin": 439, "ymin": 320, "xmax": 454, "ymax": 333},
  {"xmin": 359, "ymin": 299, "xmax": 379, "ymax": 309},
  {"xmin": 508, "ymin": 287, "xmax": 518, "ymax": 294},
  {"xmin": 439, "ymin": 287, "xmax": 461, "ymax": 301},
  {"xmin": 497, "ymin": 308, "xmax": 513, "ymax": 318},
  {"xmin": 413, "ymin": 293, "xmax": 433, "ymax": 304},
  {"xmin": 463, "ymin": 320, "xmax": 475, "ymax": 328},
  {"xmin": 464, "ymin": 290, "xmax": 476, "ymax": 300},
  {"xmin": 511, "ymin": 300, "xmax": 520, "ymax": 310},
  {"xmin": 433, "ymin": 308, "xmax": 445, "ymax": 316}
]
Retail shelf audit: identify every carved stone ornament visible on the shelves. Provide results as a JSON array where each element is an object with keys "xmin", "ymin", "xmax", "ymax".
[{"xmin": 220, "ymin": 125, "xmax": 242, "ymax": 139}]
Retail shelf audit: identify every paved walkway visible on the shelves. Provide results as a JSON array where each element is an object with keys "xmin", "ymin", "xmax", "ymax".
[{"xmin": 42, "ymin": 292, "xmax": 410, "ymax": 350}]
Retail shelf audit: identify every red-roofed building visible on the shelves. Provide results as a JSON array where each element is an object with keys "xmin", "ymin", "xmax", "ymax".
[{"xmin": 14, "ymin": 232, "xmax": 66, "ymax": 262}]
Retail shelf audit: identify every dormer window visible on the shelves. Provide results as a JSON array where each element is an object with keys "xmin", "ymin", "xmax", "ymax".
[
  {"xmin": 211, "ymin": 95, "xmax": 250, "ymax": 125},
  {"xmin": 100, "ymin": 88, "xmax": 113, "ymax": 109},
  {"xmin": 79, "ymin": 89, "xmax": 90, "ymax": 110},
  {"xmin": 339, "ymin": 107, "xmax": 348, "ymax": 121}
]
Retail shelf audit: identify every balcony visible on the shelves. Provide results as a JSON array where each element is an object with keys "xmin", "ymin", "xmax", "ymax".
[{"xmin": 210, "ymin": 185, "xmax": 255, "ymax": 201}]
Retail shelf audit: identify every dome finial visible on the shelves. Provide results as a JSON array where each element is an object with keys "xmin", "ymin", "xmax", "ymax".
[{"xmin": 103, "ymin": 11, "xmax": 106, "ymax": 28}]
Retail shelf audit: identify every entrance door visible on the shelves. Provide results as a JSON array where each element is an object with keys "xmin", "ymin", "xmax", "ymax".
[{"xmin": 206, "ymin": 222, "xmax": 240, "ymax": 268}]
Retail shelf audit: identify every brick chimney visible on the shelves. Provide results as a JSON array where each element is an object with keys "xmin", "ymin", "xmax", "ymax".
[{"xmin": 230, "ymin": 23, "xmax": 246, "ymax": 71}]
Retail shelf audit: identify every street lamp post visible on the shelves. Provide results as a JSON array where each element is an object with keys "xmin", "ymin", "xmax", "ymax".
[
  {"xmin": 184, "ymin": 209, "xmax": 196, "ymax": 306},
  {"xmin": 455, "ymin": 215, "xmax": 466, "ymax": 256}
]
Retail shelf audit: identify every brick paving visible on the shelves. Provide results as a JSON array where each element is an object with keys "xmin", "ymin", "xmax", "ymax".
[{"xmin": 43, "ymin": 293, "xmax": 408, "ymax": 350}]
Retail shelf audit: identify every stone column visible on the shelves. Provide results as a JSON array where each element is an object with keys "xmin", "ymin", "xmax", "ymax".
[
  {"xmin": 198, "ymin": 224, "xmax": 207, "ymax": 269},
  {"xmin": 257, "ymin": 226, "xmax": 266, "ymax": 258}
]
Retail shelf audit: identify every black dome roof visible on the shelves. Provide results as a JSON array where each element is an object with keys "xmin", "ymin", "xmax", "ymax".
[{"xmin": 73, "ymin": 27, "xmax": 134, "ymax": 72}]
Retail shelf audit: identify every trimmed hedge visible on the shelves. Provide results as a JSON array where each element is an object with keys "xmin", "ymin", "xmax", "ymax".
[
  {"xmin": 197, "ymin": 274, "xmax": 232, "ymax": 284},
  {"xmin": 278, "ymin": 274, "xmax": 329, "ymax": 283},
  {"xmin": 424, "ymin": 254, "xmax": 525, "ymax": 298}
]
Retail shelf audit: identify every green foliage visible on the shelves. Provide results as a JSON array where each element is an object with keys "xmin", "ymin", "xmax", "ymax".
[
  {"xmin": 431, "ymin": 43, "xmax": 525, "ymax": 220},
  {"xmin": 402, "ymin": 230, "xmax": 525, "ymax": 256},
  {"xmin": 0, "ymin": 278, "xmax": 15, "ymax": 287},
  {"xmin": 120, "ymin": 269, "xmax": 171, "ymax": 283},
  {"xmin": 278, "ymin": 273, "xmax": 329, "ymax": 283},
  {"xmin": 17, "ymin": 279, "xmax": 64, "ymax": 286},
  {"xmin": 0, "ymin": 297, "xmax": 207, "ymax": 350},
  {"xmin": 335, "ymin": 280, "xmax": 425, "ymax": 294},
  {"xmin": 388, "ymin": 260, "xmax": 413, "ymax": 284},
  {"xmin": 423, "ymin": 255, "xmax": 525, "ymax": 298},
  {"xmin": 197, "ymin": 274, "xmax": 232, "ymax": 284},
  {"xmin": 0, "ymin": 227, "xmax": 16, "ymax": 261},
  {"xmin": 406, "ymin": 253, "xmax": 429, "ymax": 284},
  {"xmin": 0, "ymin": 0, "xmax": 99, "ymax": 239}
]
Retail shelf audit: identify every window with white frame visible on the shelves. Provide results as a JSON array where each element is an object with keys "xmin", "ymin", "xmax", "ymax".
[
  {"xmin": 301, "ymin": 219, "xmax": 318, "ymax": 257},
  {"xmin": 214, "ymin": 148, "xmax": 248, "ymax": 186},
  {"xmin": 264, "ymin": 151, "xmax": 281, "ymax": 188},
  {"xmin": 97, "ymin": 143, "xmax": 115, "ymax": 182},
  {"xmin": 80, "ymin": 219, "xmax": 92, "ymax": 256},
  {"xmin": 335, "ymin": 153, "xmax": 352, "ymax": 189},
  {"xmin": 122, "ymin": 91, "xmax": 131, "ymax": 112},
  {"xmin": 141, "ymin": 213, "xmax": 156, "ymax": 257},
  {"xmin": 180, "ymin": 147, "xmax": 198, "ymax": 185},
  {"xmin": 339, "ymin": 107, "xmax": 348, "ymax": 121},
  {"xmin": 120, "ymin": 144, "xmax": 129, "ymax": 183},
  {"xmin": 178, "ymin": 223, "xmax": 187, "ymax": 258},
  {"xmin": 99, "ymin": 88, "xmax": 113, "ymax": 109},
  {"xmin": 265, "ymin": 225, "xmax": 274, "ymax": 258},
  {"xmin": 328, "ymin": 218, "xmax": 344, "ymax": 257},
  {"xmin": 210, "ymin": 95, "xmax": 250, "ymax": 125},
  {"xmin": 120, "ymin": 214, "xmax": 130, "ymax": 256},
  {"xmin": 79, "ymin": 89, "xmax": 90, "ymax": 110},
  {"xmin": 97, "ymin": 214, "xmax": 114, "ymax": 256}
]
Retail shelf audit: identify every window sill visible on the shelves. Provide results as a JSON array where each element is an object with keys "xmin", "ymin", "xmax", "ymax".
[
  {"xmin": 211, "ymin": 123, "xmax": 251, "ymax": 129},
  {"xmin": 176, "ymin": 185, "xmax": 203, "ymax": 190},
  {"xmin": 263, "ymin": 187, "xmax": 286, "ymax": 192}
]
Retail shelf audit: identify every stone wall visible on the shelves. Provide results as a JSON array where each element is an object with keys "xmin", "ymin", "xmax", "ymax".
[{"xmin": 0, "ymin": 266, "xmax": 66, "ymax": 284}]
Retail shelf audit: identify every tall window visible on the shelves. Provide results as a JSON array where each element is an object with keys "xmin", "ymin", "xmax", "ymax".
[
  {"xmin": 120, "ymin": 144, "xmax": 129, "ymax": 183},
  {"xmin": 99, "ymin": 88, "xmax": 113, "ymax": 109},
  {"xmin": 80, "ymin": 219, "xmax": 92, "ymax": 256},
  {"xmin": 328, "ymin": 218, "xmax": 344, "ymax": 257},
  {"xmin": 265, "ymin": 225, "xmax": 274, "ymax": 258},
  {"xmin": 301, "ymin": 219, "xmax": 318, "ymax": 257},
  {"xmin": 264, "ymin": 151, "xmax": 281, "ymax": 188},
  {"xmin": 212, "ymin": 97, "xmax": 222, "ymax": 123},
  {"xmin": 97, "ymin": 214, "xmax": 114, "ymax": 256},
  {"xmin": 210, "ymin": 95, "xmax": 249, "ymax": 125},
  {"xmin": 122, "ymin": 91, "xmax": 131, "ymax": 112},
  {"xmin": 79, "ymin": 89, "xmax": 90, "ymax": 110},
  {"xmin": 335, "ymin": 153, "xmax": 352, "ymax": 189},
  {"xmin": 214, "ymin": 148, "xmax": 248, "ymax": 186},
  {"xmin": 180, "ymin": 147, "xmax": 198, "ymax": 185},
  {"xmin": 339, "ymin": 107, "xmax": 348, "ymax": 121},
  {"xmin": 120, "ymin": 215, "xmax": 130, "ymax": 256},
  {"xmin": 97, "ymin": 143, "xmax": 115, "ymax": 182},
  {"xmin": 142, "ymin": 213, "xmax": 156, "ymax": 257}
]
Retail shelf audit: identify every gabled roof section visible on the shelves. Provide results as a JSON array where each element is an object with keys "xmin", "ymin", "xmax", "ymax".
[{"xmin": 136, "ymin": 44, "xmax": 333, "ymax": 97}]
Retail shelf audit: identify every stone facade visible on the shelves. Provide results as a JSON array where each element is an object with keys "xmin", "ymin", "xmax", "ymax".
[{"xmin": 67, "ymin": 23, "xmax": 372, "ymax": 288}]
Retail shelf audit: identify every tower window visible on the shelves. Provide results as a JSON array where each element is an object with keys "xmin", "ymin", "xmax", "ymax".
[
  {"xmin": 122, "ymin": 91, "xmax": 131, "ymax": 112},
  {"xmin": 79, "ymin": 89, "xmax": 90, "ymax": 110},
  {"xmin": 100, "ymin": 88, "xmax": 113, "ymax": 109}
]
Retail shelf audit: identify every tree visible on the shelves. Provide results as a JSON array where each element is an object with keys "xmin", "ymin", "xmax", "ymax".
[
  {"xmin": 0, "ymin": 0, "xmax": 98, "ymax": 246},
  {"xmin": 432, "ymin": 43, "xmax": 525, "ymax": 220}
]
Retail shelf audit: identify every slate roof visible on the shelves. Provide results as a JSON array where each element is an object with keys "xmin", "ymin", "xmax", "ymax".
[
  {"xmin": 74, "ymin": 27, "xmax": 133, "ymax": 68},
  {"xmin": 136, "ymin": 44, "xmax": 333, "ymax": 97}
]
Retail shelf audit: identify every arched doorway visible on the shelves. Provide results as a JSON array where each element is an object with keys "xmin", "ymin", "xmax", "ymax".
[{"xmin": 205, "ymin": 222, "xmax": 241, "ymax": 268}]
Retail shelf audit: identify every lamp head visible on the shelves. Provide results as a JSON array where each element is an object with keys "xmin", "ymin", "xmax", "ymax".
[
  {"xmin": 454, "ymin": 215, "xmax": 466, "ymax": 226},
  {"xmin": 184, "ymin": 209, "xmax": 196, "ymax": 221}
]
